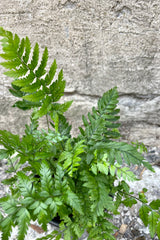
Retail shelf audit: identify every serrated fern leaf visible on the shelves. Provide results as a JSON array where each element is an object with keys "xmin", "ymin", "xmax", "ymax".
[
  {"xmin": 148, "ymin": 211, "xmax": 159, "ymax": 238},
  {"xmin": 94, "ymin": 141, "xmax": 153, "ymax": 169},
  {"xmin": 1, "ymin": 216, "xmax": 13, "ymax": 240},
  {"xmin": 29, "ymin": 42, "xmax": 39, "ymax": 70},
  {"xmin": 12, "ymin": 72, "xmax": 35, "ymax": 87},
  {"xmin": 33, "ymin": 96, "xmax": 52, "ymax": 119},
  {"xmin": 157, "ymin": 221, "xmax": 160, "ymax": 239},
  {"xmin": 21, "ymin": 80, "xmax": 41, "ymax": 93},
  {"xmin": 57, "ymin": 115, "xmax": 72, "ymax": 137},
  {"xmin": 98, "ymin": 87, "xmax": 119, "ymax": 114},
  {"xmin": 36, "ymin": 47, "xmax": 48, "ymax": 77},
  {"xmin": 17, "ymin": 172, "xmax": 34, "ymax": 197},
  {"xmin": 149, "ymin": 199, "xmax": 160, "ymax": 210},
  {"xmin": 9, "ymin": 84, "xmax": 24, "ymax": 98},
  {"xmin": 52, "ymin": 101, "xmax": 73, "ymax": 114},
  {"xmin": 116, "ymin": 165, "xmax": 137, "ymax": 181},
  {"xmin": 45, "ymin": 59, "xmax": 57, "ymax": 85},
  {"xmin": 49, "ymin": 70, "xmax": 66, "ymax": 102},
  {"xmin": 122, "ymin": 197, "xmax": 137, "ymax": 208},
  {"xmin": 23, "ymin": 90, "xmax": 45, "ymax": 102},
  {"xmin": 40, "ymin": 161, "xmax": 54, "ymax": 194},
  {"xmin": 0, "ymin": 148, "xmax": 12, "ymax": 160},
  {"xmin": 65, "ymin": 190, "xmax": 83, "ymax": 214},
  {"xmin": 139, "ymin": 204, "xmax": 150, "ymax": 226},
  {"xmin": 0, "ymin": 58, "xmax": 21, "ymax": 69},
  {"xmin": 50, "ymin": 111, "xmax": 59, "ymax": 132},
  {"xmin": 16, "ymin": 208, "xmax": 31, "ymax": 240},
  {"xmin": 0, "ymin": 129, "xmax": 20, "ymax": 150},
  {"xmin": 13, "ymin": 33, "xmax": 20, "ymax": 49},
  {"xmin": 23, "ymin": 36, "xmax": 31, "ymax": 63},
  {"xmin": 59, "ymin": 140, "xmax": 85, "ymax": 176},
  {"xmin": 81, "ymin": 171, "xmax": 114, "ymax": 216},
  {"xmin": 4, "ymin": 66, "xmax": 28, "ymax": 78},
  {"xmin": 13, "ymin": 99, "xmax": 41, "ymax": 110}
]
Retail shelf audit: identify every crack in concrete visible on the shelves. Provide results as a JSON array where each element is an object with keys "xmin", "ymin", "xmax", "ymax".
[
  {"xmin": 0, "ymin": 11, "xmax": 31, "ymax": 15},
  {"xmin": 121, "ymin": 120, "xmax": 160, "ymax": 128},
  {"xmin": 64, "ymin": 90, "xmax": 160, "ymax": 101}
]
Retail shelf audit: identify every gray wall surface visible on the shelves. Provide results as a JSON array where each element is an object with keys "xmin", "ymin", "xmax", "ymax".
[{"xmin": 0, "ymin": 0, "xmax": 160, "ymax": 147}]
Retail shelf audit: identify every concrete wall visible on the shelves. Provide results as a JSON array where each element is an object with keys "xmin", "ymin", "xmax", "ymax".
[{"xmin": 0, "ymin": 0, "xmax": 160, "ymax": 147}]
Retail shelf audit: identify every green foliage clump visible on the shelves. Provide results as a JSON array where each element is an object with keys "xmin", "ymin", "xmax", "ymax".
[{"xmin": 0, "ymin": 27, "xmax": 160, "ymax": 240}]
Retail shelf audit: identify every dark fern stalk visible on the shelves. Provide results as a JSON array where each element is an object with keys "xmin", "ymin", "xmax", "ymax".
[{"xmin": 0, "ymin": 27, "xmax": 160, "ymax": 240}]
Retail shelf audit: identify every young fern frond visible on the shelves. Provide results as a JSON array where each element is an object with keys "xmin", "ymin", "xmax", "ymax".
[
  {"xmin": 59, "ymin": 139, "xmax": 86, "ymax": 177},
  {"xmin": 79, "ymin": 87, "xmax": 121, "ymax": 145}
]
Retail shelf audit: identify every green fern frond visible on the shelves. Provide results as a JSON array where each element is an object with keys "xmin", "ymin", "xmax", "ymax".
[{"xmin": 0, "ymin": 27, "xmax": 70, "ymax": 115}]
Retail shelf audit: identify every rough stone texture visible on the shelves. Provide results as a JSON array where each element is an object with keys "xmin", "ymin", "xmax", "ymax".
[{"xmin": 0, "ymin": 0, "xmax": 160, "ymax": 146}]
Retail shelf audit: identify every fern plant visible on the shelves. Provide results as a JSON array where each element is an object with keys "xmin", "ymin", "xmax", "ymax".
[{"xmin": 0, "ymin": 27, "xmax": 160, "ymax": 240}]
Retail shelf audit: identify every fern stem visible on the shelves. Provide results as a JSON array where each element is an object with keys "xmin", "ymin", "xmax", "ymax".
[{"xmin": 118, "ymin": 189, "xmax": 154, "ymax": 211}]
